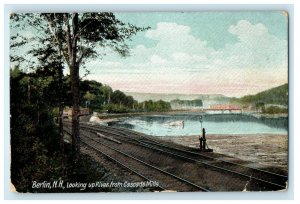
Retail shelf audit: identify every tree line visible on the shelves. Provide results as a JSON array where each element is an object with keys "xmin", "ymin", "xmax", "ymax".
[
  {"xmin": 10, "ymin": 65, "xmax": 171, "ymax": 192},
  {"xmin": 170, "ymin": 99, "xmax": 203, "ymax": 109},
  {"xmin": 9, "ymin": 12, "xmax": 149, "ymax": 192},
  {"xmin": 229, "ymin": 83, "xmax": 288, "ymax": 114},
  {"xmin": 11, "ymin": 12, "xmax": 149, "ymax": 161},
  {"xmin": 46, "ymin": 73, "xmax": 172, "ymax": 114},
  {"xmin": 10, "ymin": 66, "xmax": 113, "ymax": 192}
]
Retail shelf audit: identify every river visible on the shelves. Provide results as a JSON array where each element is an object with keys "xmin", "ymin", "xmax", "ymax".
[{"xmin": 104, "ymin": 113, "xmax": 288, "ymax": 136}]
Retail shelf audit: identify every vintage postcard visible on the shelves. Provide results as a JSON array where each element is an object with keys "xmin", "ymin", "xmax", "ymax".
[{"xmin": 10, "ymin": 11, "xmax": 288, "ymax": 193}]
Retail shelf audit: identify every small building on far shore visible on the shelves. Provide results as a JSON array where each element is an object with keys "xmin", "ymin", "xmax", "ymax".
[{"xmin": 63, "ymin": 107, "xmax": 90, "ymax": 118}]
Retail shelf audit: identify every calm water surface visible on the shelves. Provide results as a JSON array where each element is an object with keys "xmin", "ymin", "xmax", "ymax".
[{"xmin": 105, "ymin": 114, "xmax": 288, "ymax": 136}]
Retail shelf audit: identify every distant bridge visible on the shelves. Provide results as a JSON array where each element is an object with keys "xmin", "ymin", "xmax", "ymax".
[{"xmin": 204, "ymin": 104, "xmax": 242, "ymax": 114}]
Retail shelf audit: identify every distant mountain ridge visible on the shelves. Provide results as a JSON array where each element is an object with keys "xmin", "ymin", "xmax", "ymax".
[
  {"xmin": 124, "ymin": 92, "xmax": 228, "ymax": 102},
  {"xmin": 125, "ymin": 92, "xmax": 230, "ymax": 108},
  {"xmin": 125, "ymin": 83, "xmax": 288, "ymax": 108}
]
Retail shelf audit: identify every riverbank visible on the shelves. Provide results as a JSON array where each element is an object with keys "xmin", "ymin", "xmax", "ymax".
[
  {"xmin": 93, "ymin": 110, "xmax": 206, "ymax": 119},
  {"xmin": 81, "ymin": 111, "xmax": 288, "ymax": 122},
  {"xmin": 158, "ymin": 134, "xmax": 288, "ymax": 173},
  {"xmin": 78, "ymin": 113, "xmax": 288, "ymax": 173}
]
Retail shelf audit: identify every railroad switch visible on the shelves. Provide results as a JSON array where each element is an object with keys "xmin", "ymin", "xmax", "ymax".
[{"xmin": 199, "ymin": 128, "xmax": 213, "ymax": 152}]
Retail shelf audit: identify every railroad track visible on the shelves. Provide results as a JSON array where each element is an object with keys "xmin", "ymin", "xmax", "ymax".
[
  {"xmin": 63, "ymin": 130, "xmax": 166, "ymax": 192},
  {"xmin": 64, "ymin": 122, "xmax": 288, "ymax": 191},
  {"xmin": 64, "ymin": 128, "xmax": 210, "ymax": 192}
]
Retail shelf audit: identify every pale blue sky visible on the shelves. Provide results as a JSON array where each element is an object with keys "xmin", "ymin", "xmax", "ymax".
[
  {"xmin": 87, "ymin": 11, "xmax": 288, "ymax": 97},
  {"xmin": 10, "ymin": 11, "xmax": 288, "ymax": 97},
  {"xmin": 115, "ymin": 12, "xmax": 287, "ymax": 49}
]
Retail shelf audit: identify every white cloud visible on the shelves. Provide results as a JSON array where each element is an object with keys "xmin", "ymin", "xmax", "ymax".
[
  {"xmin": 149, "ymin": 55, "xmax": 167, "ymax": 64},
  {"xmin": 223, "ymin": 20, "xmax": 287, "ymax": 69},
  {"xmin": 87, "ymin": 20, "xmax": 287, "ymax": 96},
  {"xmin": 228, "ymin": 20, "xmax": 268, "ymax": 39},
  {"xmin": 130, "ymin": 21, "xmax": 287, "ymax": 72},
  {"xmin": 123, "ymin": 22, "xmax": 214, "ymax": 73}
]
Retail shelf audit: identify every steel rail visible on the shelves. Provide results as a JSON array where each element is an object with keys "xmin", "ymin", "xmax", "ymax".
[
  {"xmin": 83, "ymin": 123, "xmax": 287, "ymax": 179},
  {"xmin": 139, "ymin": 139, "xmax": 288, "ymax": 179},
  {"xmin": 69, "ymin": 129, "xmax": 210, "ymax": 192},
  {"xmin": 137, "ymin": 140, "xmax": 286, "ymax": 189},
  {"xmin": 111, "ymin": 124, "xmax": 288, "ymax": 179},
  {"xmin": 81, "ymin": 140, "xmax": 166, "ymax": 191},
  {"xmin": 74, "ymin": 124, "xmax": 286, "ymax": 189},
  {"xmin": 64, "ymin": 129, "xmax": 166, "ymax": 191}
]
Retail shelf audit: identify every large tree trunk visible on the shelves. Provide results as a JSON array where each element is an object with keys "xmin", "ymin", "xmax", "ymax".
[
  {"xmin": 58, "ymin": 64, "xmax": 64, "ymax": 152},
  {"xmin": 65, "ymin": 13, "xmax": 80, "ymax": 162},
  {"xmin": 70, "ymin": 64, "xmax": 80, "ymax": 161}
]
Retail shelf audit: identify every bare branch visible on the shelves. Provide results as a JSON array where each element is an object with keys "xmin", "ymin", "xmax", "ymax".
[
  {"xmin": 64, "ymin": 13, "xmax": 73, "ymax": 66},
  {"xmin": 45, "ymin": 14, "xmax": 71, "ymax": 67}
]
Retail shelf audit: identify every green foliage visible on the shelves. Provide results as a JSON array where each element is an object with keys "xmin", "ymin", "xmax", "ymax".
[
  {"xmin": 228, "ymin": 84, "xmax": 288, "ymax": 114},
  {"xmin": 10, "ymin": 13, "xmax": 151, "ymax": 191},
  {"xmin": 10, "ymin": 68, "xmax": 60, "ymax": 191},
  {"xmin": 105, "ymin": 104, "xmax": 131, "ymax": 113},
  {"xmin": 10, "ymin": 68, "xmax": 126, "ymax": 192},
  {"xmin": 102, "ymin": 98, "xmax": 171, "ymax": 113},
  {"xmin": 138, "ymin": 100, "xmax": 171, "ymax": 112},
  {"xmin": 170, "ymin": 99, "xmax": 203, "ymax": 107},
  {"xmin": 110, "ymin": 90, "xmax": 135, "ymax": 108},
  {"xmin": 11, "ymin": 13, "xmax": 149, "ymax": 71},
  {"xmin": 263, "ymin": 106, "xmax": 288, "ymax": 114},
  {"xmin": 84, "ymin": 91, "xmax": 96, "ymax": 101},
  {"xmin": 237, "ymin": 84, "xmax": 288, "ymax": 105}
]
